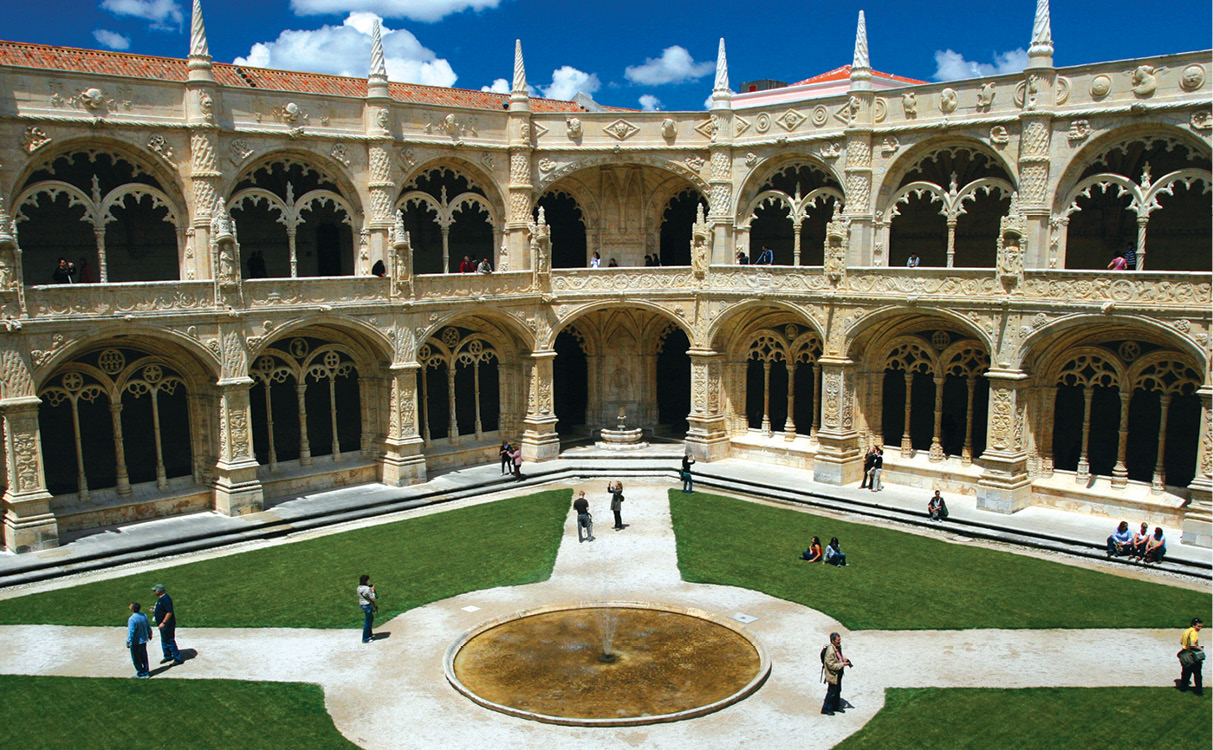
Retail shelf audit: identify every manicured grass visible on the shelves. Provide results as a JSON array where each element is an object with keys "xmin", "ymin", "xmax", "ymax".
[
  {"xmin": 0, "ymin": 675, "xmax": 356, "ymax": 750},
  {"xmin": 836, "ymin": 687, "xmax": 1209, "ymax": 749},
  {"xmin": 0, "ymin": 490, "xmax": 571, "ymax": 629},
  {"xmin": 670, "ymin": 491, "xmax": 1212, "ymax": 630}
]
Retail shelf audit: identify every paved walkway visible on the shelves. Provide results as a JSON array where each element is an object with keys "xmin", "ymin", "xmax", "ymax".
[{"xmin": 0, "ymin": 482, "xmax": 1188, "ymax": 749}]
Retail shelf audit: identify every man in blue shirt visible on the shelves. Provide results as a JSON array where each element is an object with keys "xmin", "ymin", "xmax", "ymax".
[
  {"xmin": 152, "ymin": 584, "xmax": 183, "ymax": 665},
  {"xmin": 754, "ymin": 247, "xmax": 774, "ymax": 265},
  {"xmin": 126, "ymin": 602, "xmax": 152, "ymax": 678}
]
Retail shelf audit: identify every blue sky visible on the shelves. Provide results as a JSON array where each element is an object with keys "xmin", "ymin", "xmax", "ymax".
[{"xmin": 2, "ymin": 1, "xmax": 1210, "ymax": 110}]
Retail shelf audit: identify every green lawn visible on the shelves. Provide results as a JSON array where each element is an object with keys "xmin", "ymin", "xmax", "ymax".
[
  {"xmin": 836, "ymin": 687, "xmax": 1209, "ymax": 749},
  {"xmin": 670, "ymin": 491, "xmax": 1212, "ymax": 630},
  {"xmin": 0, "ymin": 675, "xmax": 355, "ymax": 750},
  {"xmin": 0, "ymin": 490, "xmax": 571, "ymax": 628}
]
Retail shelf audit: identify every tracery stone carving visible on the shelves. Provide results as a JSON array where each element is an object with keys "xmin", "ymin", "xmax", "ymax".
[{"xmin": 22, "ymin": 127, "xmax": 51, "ymax": 153}]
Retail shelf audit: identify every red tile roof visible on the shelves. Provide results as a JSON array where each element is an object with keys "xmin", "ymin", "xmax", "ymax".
[
  {"xmin": 792, "ymin": 65, "xmax": 925, "ymax": 86},
  {"xmin": 0, "ymin": 40, "xmax": 598, "ymax": 113}
]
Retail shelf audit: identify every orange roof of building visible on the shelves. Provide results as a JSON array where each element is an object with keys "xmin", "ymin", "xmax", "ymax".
[
  {"xmin": 0, "ymin": 40, "xmax": 601, "ymax": 113},
  {"xmin": 791, "ymin": 64, "xmax": 925, "ymax": 87}
]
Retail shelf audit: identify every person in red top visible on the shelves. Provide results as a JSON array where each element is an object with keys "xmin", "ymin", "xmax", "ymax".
[{"xmin": 458, "ymin": 256, "xmax": 475, "ymax": 273}]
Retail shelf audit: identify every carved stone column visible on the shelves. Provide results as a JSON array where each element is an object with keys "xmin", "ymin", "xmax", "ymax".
[
  {"xmin": 212, "ymin": 378, "xmax": 263, "ymax": 516},
  {"xmin": 188, "ymin": 131, "xmax": 221, "ymax": 281},
  {"xmin": 1, "ymin": 396, "xmax": 58, "ymax": 552},
  {"xmin": 929, "ymin": 374, "xmax": 946, "ymax": 461},
  {"xmin": 520, "ymin": 350, "xmax": 559, "ymax": 462},
  {"xmin": 1182, "ymin": 385, "xmax": 1212, "ymax": 547},
  {"xmin": 813, "ymin": 357, "xmax": 863, "ymax": 485},
  {"xmin": 1111, "ymin": 390, "xmax": 1131, "ymax": 488},
  {"xmin": 976, "ymin": 368, "xmax": 1032, "ymax": 513},
  {"xmin": 380, "ymin": 364, "xmax": 426, "ymax": 486},
  {"xmin": 685, "ymin": 348, "xmax": 729, "ymax": 460},
  {"xmin": 1017, "ymin": 80, "xmax": 1056, "ymax": 267},
  {"xmin": 365, "ymin": 140, "xmax": 395, "ymax": 271}
]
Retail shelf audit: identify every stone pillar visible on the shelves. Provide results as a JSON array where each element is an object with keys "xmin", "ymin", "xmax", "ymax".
[
  {"xmin": 380, "ymin": 364, "xmax": 427, "ymax": 486},
  {"xmin": 1, "ymin": 396, "xmax": 58, "ymax": 552},
  {"xmin": 1182, "ymin": 385, "xmax": 1212, "ymax": 547},
  {"xmin": 976, "ymin": 368, "xmax": 1032, "ymax": 513},
  {"xmin": 813, "ymin": 357, "xmax": 863, "ymax": 485},
  {"xmin": 520, "ymin": 350, "xmax": 559, "ymax": 462},
  {"xmin": 1017, "ymin": 81, "xmax": 1056, "ymax": 267},
  {"xmin": 685, "ymin": 348, "xmax": 729, "ymax": 461},
  {"xmin": 212, "ymin": 378, "xmax": 263, "ymax": 516}
]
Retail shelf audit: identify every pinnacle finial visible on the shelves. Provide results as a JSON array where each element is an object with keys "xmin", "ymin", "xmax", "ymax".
[
  {"xmin": 851, "ymin": 10, "xmax": 871, "ymax": 81},
  {"xmin": 512, "ymin": 39, "xmax": 527, "ymax": 95},
  {"xmin": 1028, "ymin": 0, "xmax": 1054, "ymax": 64},
  {"xmin": 713, "ymin": 38, "xmax": 729, "ymax": 93},
  {"xmin": 189, "ymin": 0, "xmax": 210, "ymax": 60},
  {"xmin": 369, "ymin": 19, "xmax": 387, "ymax": 82}
]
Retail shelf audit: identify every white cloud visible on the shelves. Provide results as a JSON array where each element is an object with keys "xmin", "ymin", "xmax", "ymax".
[
  {"xmin": 624, "ymin": 45, "xmax": 713, "ymax": 86},
  {"xmin": 638, "ymin": 94, "xmax": 661, "ymax": 111},
  {"xmin": 93, "ymin": 29, "xmax": 132, "ymax": 51},
  {"xmin": 234, "ymin": 13, "xmax": 457, "ymax": 88},
  {"xmin": 481, "ymin": 78, "xmax": 510, "ymax": 94},
  {"xmin": 290, "ymin": 0, "xmax": 501, "ymax": 23},
  {"xmin": 539, "ymin": 66, "xmax": 600, "ymax": 101},
  {"xmin": 100, "ymin": 0, "xmax": 183, "ymax": 31},
  {"xmin": 932, "ymin": 48, "xmax": 1029, "ymax": 82}
]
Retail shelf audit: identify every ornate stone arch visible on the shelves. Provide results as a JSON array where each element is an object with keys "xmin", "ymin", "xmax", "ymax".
[
  {"xmin": 707, "ymin": 299, "xmax": 825, "ymax": 354},
  {"xmin": 734, "ymin": 152, "xmax": 845, "ymax": 223},
  {"xmin": 1016, "ymin": 315, "xmax": 1208, "ymax": 375},
  {"xmin": 247, "ymin": 315, "xmax": 392, "ymax": 370},
  {"xmin": 550, "ymin": 300, "xmax": 692, "ymax": 350},
  {"xmin": 224, "ymin": 148, "xmax": 365, "ymax": 218},
  {"xmin": 32, "ymin": 325, "xmax": 220, "ymax": 387},
  {"xmin": 400, "ymin": 156, "xmax": 506, "ymax": 221},
  {"xmin": 534, "ymin": 154, "xmax": 710, "ymax": 198},
  {"xmin": 877, "ymin": 136, "xmax": 1018, "ymax": 205},
  {"xmin": 845, "ymin": 306, "xmax": 995, "ymax": 362}
]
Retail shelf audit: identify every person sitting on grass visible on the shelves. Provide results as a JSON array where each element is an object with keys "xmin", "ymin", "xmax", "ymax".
[
  {"xmin": 1106, "ymin": 520, "xmax": 1135, "ymax": 558},
  {"xmin": 824, "ymin": 537, "xmax": 848, "ymax": 567},
  {"xmin": 927, "ymin": 490, "xmax": 949, "ymax": 522},
  {"xmin": 801, "ymin": 536, "xmax": 824, "ymax": 562},
  {"xmin": 1139, "ymin": 526, "xmax": 1167, "ymax": 564},
  {"xmin": 1131, "ymin": 521, "xmax": 1151, "ymax": 557}
]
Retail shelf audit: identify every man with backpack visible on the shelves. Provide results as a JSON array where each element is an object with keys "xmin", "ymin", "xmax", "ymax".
[{"xmin": 821, "ymin": 632, "xmax": 853, "ymax": 716}]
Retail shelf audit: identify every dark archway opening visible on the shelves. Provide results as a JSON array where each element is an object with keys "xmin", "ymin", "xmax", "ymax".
[
  {"xmin": 658, "ymin": 189, "xmax": 705, "ymax": 266},
  {"xmin": 536, "ymin": 193, "xmax": 587, "ymax": 269},
  {"xmin": 656, "ymin": 327, "xmax": 691, "ymax": 435},
  {"xmin": 554, "ymin": 330, "xmax": 588, "ymax": 434}
]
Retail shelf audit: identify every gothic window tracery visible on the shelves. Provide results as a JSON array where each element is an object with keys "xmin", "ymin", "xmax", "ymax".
[
  {"xmin": 416, "ymin": 327, "xmax": 500, "ymax": 443},
  {"xmin": 744, "ymin": 326, "xmax": 823, "ymax": 439},
  {"xmin": 38, "ymin": 347, "xmax": 194, "ymax": 499},
  {"xmin": 398, "ymin": 167, "xmax": 497, "ymax": 274},
  {"xmin": 740, "ymin": 163, "xmax": 843, "ymax": 266}
]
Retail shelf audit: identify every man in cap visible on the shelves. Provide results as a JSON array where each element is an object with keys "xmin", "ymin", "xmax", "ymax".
[{"xmin": 151, "ymin": 584, "xmax": 184, "ymax": 666}]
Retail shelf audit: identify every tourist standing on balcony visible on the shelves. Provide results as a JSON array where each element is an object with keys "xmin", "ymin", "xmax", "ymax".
[
  {"xmin": 52, "ymin": 257, "xmax": 76, "ymax": 283},
  {"xmin": 151, "ymin": 584, "xmax": 183, "ymax": 666},
  {"xmin": 247, "ymin": 250, "xmax": 267, "ymax": 279},
  {"xmin": 644, "ymin": 254, "xmax": 653, "ymax": 266},
  {"xmin": 357, "ymin": 575, "xmax": 377, "ymax": 643},
  {"xmin": 1123, "ymin": 242, "xmax": 1137, "ymax": 271},
  {"xmin": 906, "ymin": 252, "xmax": 920, "ymax": 268},
  {"xmin": 371, "ymin": 260, "xmax": 386, "ymax": 277},
  {"xmin": 590, "ymin": 251, "xmax": 601, "ymax": 268},
  {"xmin": 736, "ymin": 250, "xmax": 749, "ymax": 264},
  {"xmin": 459, "ymin": 255, "xmax": 475, "ymax": 273},
  {"xmin": 77, "ymin": 257, "xmax": 94, "ymax": 283},
  {"xmin": 607, "ymin": 258, "xmax": 618, "ymax": 267},
  {"xmin": 126, "ymin": 602, "xmax": 151, "ymax": 678},
  {"xmin": 1107, "ymin": 250, "xmax": 1128, "ymax": 271},
  {"xmin": 754, "ymin": 247, "xmax": 773, "ymax": 265},
  {"xmin": 476, "ymin": 257, "xmax": 493, "ymax": 273}
]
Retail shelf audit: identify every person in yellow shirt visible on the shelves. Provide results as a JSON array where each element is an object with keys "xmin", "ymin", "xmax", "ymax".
[{"xmin": 1177, "ymin": 617, "xmax": 1203, "ymax": 696}]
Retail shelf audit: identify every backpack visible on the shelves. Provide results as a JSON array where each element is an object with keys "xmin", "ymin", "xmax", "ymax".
[{"xmin": 820, "ymin": 646, "xmax": 828, "ymax": 664}]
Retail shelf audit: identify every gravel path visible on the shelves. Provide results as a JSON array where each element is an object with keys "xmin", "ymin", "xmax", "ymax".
[{"xmin": 0, "ymin": 482, "xmax": 1184, "ymax": 749}]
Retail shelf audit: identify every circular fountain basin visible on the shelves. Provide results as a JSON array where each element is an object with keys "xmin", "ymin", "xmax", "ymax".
[{"xmin": 444, "ymin": 601, "xmax": 770, "ymax": 726}]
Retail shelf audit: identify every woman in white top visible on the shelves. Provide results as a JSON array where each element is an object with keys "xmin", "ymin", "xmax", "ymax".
[
  {"xmin": 589, "ymin": 251, "xmax": 601, "ymax": 268},
  {"xmin": 357, "ymin": 574, "xmax": 377, "ymax": 643}
]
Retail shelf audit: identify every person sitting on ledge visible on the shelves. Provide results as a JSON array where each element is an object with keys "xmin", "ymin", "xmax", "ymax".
[
  {"xmin": 824, "ymin": 537, "xmax": 848, "ymax": 567},
  {"xmin": 927, "ymin": 490, "xmax": 949, "ymax": 522},
  {"xmin": 906, "ymin": 251, "xmax": 920, "ymax": 268},
  {"xmin": 1107, "ymin": 520, "xmax": 1135, "ymax": 558},
  {"xmin": 754, "ymin": 247, "xmax": 774, "ymax": 265},
  {"xmin": 1131, "ymin": 521, "xmax": 1151, "ymax": 557},
  {"xmin": 801, "ymin": 536, "xmax": 824, "ymax": 562},
  {"xmin": 1138, "ymin": 526, "xmax": 1167, "ymax": 564}
]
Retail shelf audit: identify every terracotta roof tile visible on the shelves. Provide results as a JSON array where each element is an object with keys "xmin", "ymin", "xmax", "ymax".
[
  {"xmin": 0, "ymin": 40, "xmax": 602, "ymax": 112},
  {"xmin": 792, "ymin": 64, "xmax": 925, "ymax": 86}
]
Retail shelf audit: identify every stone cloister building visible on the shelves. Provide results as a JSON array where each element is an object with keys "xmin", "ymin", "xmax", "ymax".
[{"xmin": 0, "ymin": 1, "xmax": 1210, "ymax": 552}]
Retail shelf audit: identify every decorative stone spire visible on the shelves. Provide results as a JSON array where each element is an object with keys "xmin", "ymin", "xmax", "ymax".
[
  {"xmin": 367, "ymin": 18, "xmax": 390, "ymax": 99},
  {"xmin": 512, "ymin": 39, "xmax": 527, "ymax": 95},
  {"xmin": 189, "ymin": 0, "xmax": 210, "ymax": 61},
  {"xmin": 711, "ymin": 38, "xmax": 731, "ymax": 109},
  {"xmin": 850, "ymin": 10, "xmax": 872, "ymax": 86},
  {"xmin": 1027, "ymin": 0, "xmax": 1054, "ymax": 67},
  {"xmin": 369, "ymin": 19, "xmax": 387, "ymax": 82}
]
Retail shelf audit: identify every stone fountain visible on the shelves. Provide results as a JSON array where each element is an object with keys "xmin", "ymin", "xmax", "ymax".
[
  {"xmin": 595, "ymin": 407, "xmax": 648, "ymax": 451},
  {"xmin": 445, "ymin": 601, "xmax": 770, "ymax": 726}
]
